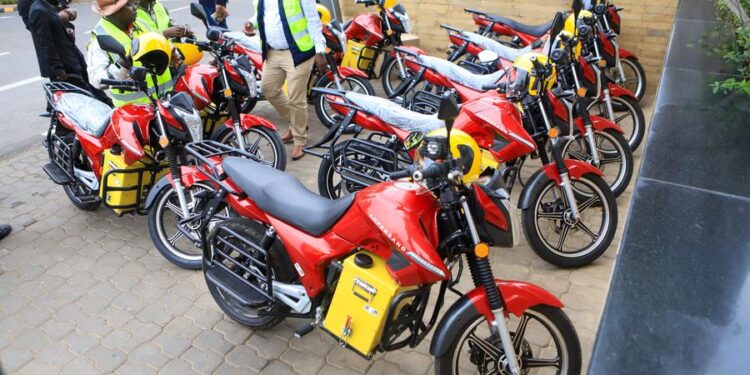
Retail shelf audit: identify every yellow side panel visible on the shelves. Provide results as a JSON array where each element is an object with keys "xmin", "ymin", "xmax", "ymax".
[
  {"xmin": 99, "ymin": 150, "xmax": 167, "ymax": 215},
  {"xmin": 322, "ymin": 251, "xmax": 412, "ymax": 357},
  {"xmin": 342, "ymin": 40, "xmax": 378, "ymax": 71}
]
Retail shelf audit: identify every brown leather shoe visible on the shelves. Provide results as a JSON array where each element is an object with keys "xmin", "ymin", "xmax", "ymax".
[
  {"xmin": 291, "ymin": 145, "xmax": 306, "ymax": 161},
  {"xmin": 281, "ymin": 131, "xmax": 293, "ymax": 144}
]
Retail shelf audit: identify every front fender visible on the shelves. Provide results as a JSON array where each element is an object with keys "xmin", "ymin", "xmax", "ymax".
[
  {"xmin": 222, "ymin": 113, "xmax": 279, "ymax": 132},
  {"xmin": 517, "ymin": 160, "xmax": 603, "ymax": 209},
  {"xmin": 607, "ymin": 82, "xmax": 637, "ymax": 100},
  {"xmin": 144, "ymin": 174, "xmax": 173, "ymax": 210},
  {"xmin": 144, "ymin": 166, "xmax": 212, "ymax": 210},
  {"xmin": 618, "ymin": 48, "xmax": 636, "ymax": 60},
  {"xmin": 574, "ymin": 115, "xmax": 624, "ymax": 134},
  {"xmin": 430, "ymin": 279, "xmax": 563, "ymax": 357},
  {"xmin": 329, "ymin": 66, "xmax": 369, "ymax": 79}
]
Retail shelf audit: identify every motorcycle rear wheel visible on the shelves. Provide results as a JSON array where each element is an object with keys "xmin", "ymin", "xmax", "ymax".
[
  {"xmin": 212, "ymin": 125, "xmax": 287, "ymax": 171},
  {"xmin": 434, "ymin": 305, "xmax": 581, "ymax": 375},
  {"xmin": 53, "ymin": 133, "xmax": 100, "ymax": 211},
  {"xmin": 205, "ymin": 218, "xmax": 296, "ymax": 329},
  {"xmin": 381, "ymin": 55, "xmax": 416, "ymax": 97},
  {"xmin": 313, "ymin": 75, "xmax": 375, "ymax": 129}
]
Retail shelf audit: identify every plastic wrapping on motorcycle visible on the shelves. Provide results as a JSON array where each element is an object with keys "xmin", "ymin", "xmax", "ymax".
[
  {"xmin": 223, "ymin": 32, "xmax": 262, "ymax": 52},
  {"xmin": 344, "ymin": 91, "xmax": 445, "ymax": 133},
  {"xmin": 463, "ymin": 31, "xmax": 532, "ymax": 62},
  {"xmin": 322, "ymin": 251, "xmax": 416, "ymax": 358},
  {"xmin": 56, "ymin": 93, "xmax": 113, "ymax": 137},
  {"xmin": 417, "ymin": 55, "xmax": 506, "ymax": 91}
]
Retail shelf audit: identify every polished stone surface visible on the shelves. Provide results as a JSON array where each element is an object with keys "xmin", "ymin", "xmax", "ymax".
[{"xmin": 590, "ymin": 0, "xmax": 750, "ymax": 373}]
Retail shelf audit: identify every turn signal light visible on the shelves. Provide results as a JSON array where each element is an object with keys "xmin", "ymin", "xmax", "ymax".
[
  {"xmin": 597, "ymin": 59, "xmax": 607, "ymax": 68},
  {"xmin": 548, "ymin": 127, "xmax": 560, "ymax": 139},
  {"xmin": 577, "ymin": 87, "xmax": 587, "ymax": 97},
  {"xmin": 474, "ymin": 243, "xmax": 489, "ymax": 258},
  {"xmin": 223, "ymin": 88, "xmax": 232, "ymax": 98},
  {"xmin": 159, "ymin": 135, "xmax": 169, "ymax": 148}
]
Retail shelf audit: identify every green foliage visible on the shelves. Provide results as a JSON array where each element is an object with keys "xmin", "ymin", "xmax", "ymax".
[
  {"xmin": 0, "ymin": 0, "xmax": 17, "ymax": 5},
  {"xmin": 711, "ymin": 0, "xmax": 750, "ymax": 96}
]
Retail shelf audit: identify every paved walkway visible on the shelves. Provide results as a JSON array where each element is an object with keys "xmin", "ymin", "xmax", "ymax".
[{"xmin": 0, "ymin": 96, "xmax": 653, "ymax": 374}]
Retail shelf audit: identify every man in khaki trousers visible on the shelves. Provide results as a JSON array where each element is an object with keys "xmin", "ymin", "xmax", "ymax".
[{"xmin": 244, "ymin": 0, "xmax": 327, "ymax": 161}]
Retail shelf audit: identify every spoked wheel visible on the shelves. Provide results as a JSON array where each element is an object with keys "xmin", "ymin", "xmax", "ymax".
[
  {"xmin": 587, "ymin": 96, "xmax": 645, "ymax": 152},
  {"xmin": 521, "ymin": 172, "xmax": 617, "ymax": 267},
  {"xmin": 313, "ymin": 75, "xmax": 376, "ymax": 129},
  {"xmin": 148, "ymin": 182, "xmax": 232, "ymax": 269},
  {"xmin": 213, "ymin": 125, "xmax": 287, "ymax": 171},
  {"xmin": 382, "ymin": 55, "xmax": 416, "ymax": 97},
  {"xmin": 205, "ymin": 218, "xmax": 296, "ymax": 329},
  {"xmin": 608, "ymin": 57, "xmax": 646, "ymax": 102},
  {"xmin": 560, "ymin": 129, "xmax": 633, "ymax": 198},
  {"xmin": 434, "ymin": 305, "xmax": 582, "ymax": 375}
]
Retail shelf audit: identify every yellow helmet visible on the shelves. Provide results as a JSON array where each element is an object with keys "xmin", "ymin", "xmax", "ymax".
[
  {"xmin": 564, "ymin": 9, "xmax": 595, "ymax": 36},
  {"xmin": 509, "ymin": 52, "xmax": 555, "ymax": 98},
  {"xmin": 421, "ymin": 128, "xmax": 482, "ymax": 183},
  {"xmin": 131, "ymin": 32, "xmax": 171, "ymax": 75},
  {"xmin": 383, "ymin": 0, "xmax": 398, "ymax": 9},
  {"xmin": 172, "ymin": 41, "xmax": 204, "ymax": 66},
  {"xmin": 316, "ymin": 4, "xmax": 332, "ymax": 24}
]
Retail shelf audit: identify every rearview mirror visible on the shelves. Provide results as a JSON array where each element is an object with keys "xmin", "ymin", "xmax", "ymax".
[
  {"xmin": 437, "ymin": 92, "xmax": 460, "ymax": 123},
  {"xmin": 404, "ymin": 132, "xmax": 425, "ymax": 151},
  {"xmin": 207, "ymin": 29, "xmax": 222, "ymax": 42},
  {"xmin": 548, "ymin": 12, "xmax": 565, "ymax": 46},
  {"xmin": 97, "ymin": 35, "xmax": 127, "ymax": 61},
  {"xmin": 572, "ymin": 0, "xmax": 583, "ymax": 24},
  {"xmin": 190, "ymin": 2, "xmax": 208, "ymax": 27}
]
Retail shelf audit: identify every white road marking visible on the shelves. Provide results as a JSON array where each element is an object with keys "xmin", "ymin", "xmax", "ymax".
[
  {"xmin": 0, "ymin": 16, "xmax": 12, "ymax": 19},
  {"xmin": 0, "ymin": 76, "xmax": 43, "ymax": 93},
  {"xmin": 0, "ymin": 52, "xmax": 9, "ymax": 57},
  {"xmin": 85, "ymin": 30, "xmax": 92, "ymax": 35},
  {"xmin": 172, "ymin": 5, "xmax": 189, "ymax": 11}
]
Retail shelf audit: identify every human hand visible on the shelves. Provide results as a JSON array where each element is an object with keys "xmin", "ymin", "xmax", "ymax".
[
  {"xmin": 243, "ymin": 21, "xmax": 255, "ymax": 36},
  {"xmin": 214, "ymin": 4, "xmax": 229, "ymax": 19},
  {"xmin": 65, "ymin": 8, "xmax": 77, "ymax": 21},
  {"xmin": 163, "ymin": 26, "xmax": 186, "ymax": 38},
  {"xmin": 54, "ymin": 69, "xmax": 68, "ymax": 81},
  {"xmin": 116, "ymin": 58, "xmax": 132, "ymax": 70},
  {"xmin": 314, "ymin": 53, "xmax": 328, "ymax": 74}
]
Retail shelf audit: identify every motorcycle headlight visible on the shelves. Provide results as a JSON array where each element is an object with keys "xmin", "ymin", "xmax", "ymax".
[
  {"xmin": 507, "ymin": 69, "xmax": 530, "ymax": 99},
  {"xmin": 394, "ymin": 11, "xmax": 411, "ymax": 33},
  {"xmin": 173, "ymin": 106, "xmax": 203, "ymax": 142},
  {"xmin": 238, "ymin": 67, "xmax": 258, "ymax": 98}
]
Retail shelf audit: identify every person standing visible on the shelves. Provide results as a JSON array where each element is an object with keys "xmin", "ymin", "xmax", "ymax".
[
  {"xmin": 244, "ymin": 0, "xmax": 327, "ymax": 161},
  {"xmin": 135, "ymin": 0, "xmax": 192, "ymax": 38},
  {"xmin": 87, "ymin": 0, "xmax": 173, "ymax": 106},
  {"xmin": 200, "ymin": 0, "xmax": 228, "ymax": 28},
  {"xmin": 22, "ymin": 0, "xmax": 111, "ymax": 105}
]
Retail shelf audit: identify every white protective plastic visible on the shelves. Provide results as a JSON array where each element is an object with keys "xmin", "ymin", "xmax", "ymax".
[
  {"xmin": 344, "ymin": 91, "xmax": 445, "ymax": 134},
  {"xmin": 56, "ymin": 93, "xmax": 113, "ymax": 137},
  {"xmin": 463, "ymin": 31, "xmax": 533, "ymax": 62},
  {"xmin": 223, "ymin": 32, "xmax": 262, "ymax": 52},
  {"xmin": 418, "ymin": 55, "xmax": 506, "ymax": 91}
]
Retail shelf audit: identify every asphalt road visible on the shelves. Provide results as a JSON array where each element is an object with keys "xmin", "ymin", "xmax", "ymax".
[{"xmin": 0, "ymin": 0, "xmax": 254, "ymax": 159}]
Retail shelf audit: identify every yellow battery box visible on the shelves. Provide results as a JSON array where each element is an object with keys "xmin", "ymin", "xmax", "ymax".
[
  {"xmin": 341, "ymin": 40, "xmax": 378, "ymax": 71},
  {"xmin": 322, "ymin": 251, "xmax": 415, "ymax": 358},
  {"xmin": 99, "ymin": 149, "xmax": 167, "ymax": 215}
]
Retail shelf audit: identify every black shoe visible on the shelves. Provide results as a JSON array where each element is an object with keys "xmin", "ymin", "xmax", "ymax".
[{"xmin": 0, "ymin": 225, "xmax": 11, "ymax": 240}]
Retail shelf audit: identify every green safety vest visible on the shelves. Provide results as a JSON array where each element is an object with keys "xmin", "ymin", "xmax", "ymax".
[
  {"xmin": 90, "ymin": 19, "xmax": 173, "ymax": 107},
  {"xmin": 135, "ymin": 2, "xmax": 171, "ymax": 32},
  {"xmin": 256, "ymin": 0, "xmax": 315, "ymax": 66}
]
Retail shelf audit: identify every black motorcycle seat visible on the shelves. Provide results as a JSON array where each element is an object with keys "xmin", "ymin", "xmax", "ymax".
[
  {"xmin": 221, "ymin": 157, "xmax": 356, "ymax": 236},
  {"xmin": 488, "ymin": 15, "xmax": 553, "ymax": 38},
  {"xmin": 56, "ymin": 93, "xmax": 113, "ymax": 137},
  {"xmin": 345, "ymin": 91, "xmax": 444, "ymax": 134}
]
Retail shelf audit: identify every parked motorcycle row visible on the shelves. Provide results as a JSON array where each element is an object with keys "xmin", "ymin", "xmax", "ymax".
[{"xmin": 39, "ymin": 0, "xmax": 644, "ymax": 373}]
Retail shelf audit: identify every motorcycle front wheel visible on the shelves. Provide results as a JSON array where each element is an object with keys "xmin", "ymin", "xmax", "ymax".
[
  {"xmin": 434, "ymin": 305, "xmax": 582, "ymax": 375},
  {"xmin": 381, "ymin": 55, "xmax": 416, "ymax": 97},
  {"xmin": 609, "ymin": 57, "xmax": 646, "ymax": 102},
  {"xmin": 560, "ymin": 129, "xmax": 634, "ymax": 198},
  {"xmin": 148, "ymin": 182, "xmax": 232, "ymax": 269},
  {"xmin": 213, "ymin": 125, "xmax": 287, "ymax": 171},
  {"xmin": 587, "ymin": 95, "xmax": 645, "ymax": 152},
  {"xmin": 313, "ymin": 75, "xmax": 375, "ymax": 129},
  {"xmin": 522, "ymin": 172, "xmax": 617, "ymax": 268}
]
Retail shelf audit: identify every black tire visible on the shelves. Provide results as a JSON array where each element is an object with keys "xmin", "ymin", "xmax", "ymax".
[
  {"xmin": 610, "ymin": 57, "xmax": 646, "ymax": 102},
  {"xmin": 53, "ymin": 133, "xmax": 100, "ymax": 211},
  {"xmin": 381, "ymin": 55, "xmax": 415, "ymax": 97},
  {"xmin": 147, "ymin": 182, "xmax": 232, "ymax": 270},
  {"xmin": 317, "ymin": 142, "xmax": 400, "ymax": 199},
  {"xmin": 204, "ymin": 218, "xmax": 296, "ymax": 329},
  {"xmin": 587, "ymin": 95, "xmax": 645, "ymax": 152},
  {"xmin": 434, "ymin": 304, "xmax": 582, "ymax": 375},
  {"xmin": 561, "ymin": 129, "xmax": 633, "ymax": 198},
  {"xmin": 521, "ymin": 172, "xmax": 617, "ymax": 268},
  {"xmin": 313, "ymin": 75, "xmax": 376, "ymax": 129},
  {"xmin": 212, "ymin": 125, "xmax": 287, "ymax": 171}
]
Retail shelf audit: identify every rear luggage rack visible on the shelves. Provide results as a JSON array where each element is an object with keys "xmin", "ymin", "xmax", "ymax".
[
  {"xmin": 337, "ymin": 136, "xmax": 407, "ymax": 189},
  {"xmin": 43, "ymin": 82, "xmax": 94, "ymax": 111}
]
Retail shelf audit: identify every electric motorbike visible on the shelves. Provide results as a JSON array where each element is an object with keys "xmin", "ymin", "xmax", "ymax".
[
  {"xmin": 42, "ymin": 34, "xmax": 203, "ymax": 221},
  {"xmin": 179, "ymin": 95, "xmax": 582, "ymax": 372}
]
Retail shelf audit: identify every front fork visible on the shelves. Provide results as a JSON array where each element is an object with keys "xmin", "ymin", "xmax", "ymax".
[
  {"xmin": 460, "ymin": 197, "xmax": 522, "ymax": 375},
  {"xmin": 538, "ymin": 101, "xmax": 581, "ymax": 220},
  {"xmin": 221, "ymin": 68, "xmax": 246, "ymax": 150},
  {"xmin": 164, "ymin": 145, "xmax": 191, "ymax": 219},
  {"xmin": 570, "ymin": 65, "xmax": 602, "ymax": 166}
]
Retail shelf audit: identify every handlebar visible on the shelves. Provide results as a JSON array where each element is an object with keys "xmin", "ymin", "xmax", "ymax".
[
  {"xmin": 481, "ymin": 81, "xmax": 507, "ymax": 91},
  {"xmin": 388, "ymin": 165, "xmax": 414, "ymax": 180},
  {"xmin": 100, "ymin": 79, "xmax": 138, "ymax": 91},
  {"xmin": 415, "ymin": 162, "xmax": 446, "ymax": 180}
]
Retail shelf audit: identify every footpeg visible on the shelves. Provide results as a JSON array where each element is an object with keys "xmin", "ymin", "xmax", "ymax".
[
  {"xmin": 43, "ymin": 162, "xmax": 74, "ymax": 185},
  {"xmin": 294, "ymin": 323, "xmax": 314, "ymax": 338}
]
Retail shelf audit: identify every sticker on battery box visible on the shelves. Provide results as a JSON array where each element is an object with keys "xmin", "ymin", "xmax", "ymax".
[{"xmin": 364, "ymin": 304, "xmax": 378, "ymax": 317}]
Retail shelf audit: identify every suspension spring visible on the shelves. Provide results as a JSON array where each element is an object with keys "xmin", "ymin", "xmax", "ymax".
[
  {"xmin": 259, "ymin": 227, "xmax": 276, "ymax": 251},
  {"xmin": 578, "ymin": 96, "xmax": 593, "ymax": 126},
  {"xmin": 165, "ymin": 147, "xmax": 180, "ymax": 180},
  {"xmin": 467, "ymin": 253, "xmax": 503, "ymax": 310}
]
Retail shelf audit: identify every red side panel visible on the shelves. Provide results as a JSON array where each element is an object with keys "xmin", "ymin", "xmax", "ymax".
[
  {"xmin": 473, "ymin": 184, "xmax": 508, "ymax": 231},
  {"xmin": 346, "ymin": 13, "xmax": 384, "ymax": 45},
  {"xmin": 110, "ymin": 104, "xmax": 154, "ymax": 165},
  {"xmin": 175, "ymin": 64, "xmax": 217, "ymax": 110}
]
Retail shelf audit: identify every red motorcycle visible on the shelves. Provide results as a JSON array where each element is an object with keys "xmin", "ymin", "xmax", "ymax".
[{"xmin": 178, "ymin": 97, "xmax": 582, "ymax": 373}]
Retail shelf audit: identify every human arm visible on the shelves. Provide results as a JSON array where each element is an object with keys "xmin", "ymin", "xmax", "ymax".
[
  {"xmin": 300, "ymin": 0, "xmax": 326, "ymax": 54},
  {"xmin": 86, "ymin": 37, "xmax": 130, "ymax": 89},
  {"xmin": 29, "ymin": 9, "xmax": 65, "ymax": 79}
]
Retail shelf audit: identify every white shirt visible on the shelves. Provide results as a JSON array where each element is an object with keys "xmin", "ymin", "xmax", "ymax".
[
  {"xmin": 252, "ymin": 0, "xmax": 326, "ymax": 54},
  {"xmin": 86, "ymin": 37, "xmax": 129, "ymax": 90}
]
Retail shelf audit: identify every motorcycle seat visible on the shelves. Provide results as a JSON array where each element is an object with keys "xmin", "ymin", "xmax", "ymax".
[
  {"xmin": 418, "ymin": 55, "xmax": 506, "ymax": 91},
  {"xmin": 487, "ymin": 15, "xmax": 553, "ymax": 38},
  {"xmin": 56, "ymin": 93, "xmax": 113, "ymax": 138},
  {"xmin": 344, "ymin": 91, "xmax": 444, "ymax": 133},
  {"xmin": 221, "ymin": 157, "xmax": 356, "ymax": 236},
  {"xmin": 463, "ymin": 31, "xmax": 533, "ymax": 62}
]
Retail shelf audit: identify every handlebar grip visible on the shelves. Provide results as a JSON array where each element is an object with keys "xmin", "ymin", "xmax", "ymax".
[
  {"xmin": 417, "ymin": 163, "xmax": 445, "ymax": 180},
  {"xmin": 100, "ymin": 79, "xmax": 132, "ymax": 87},
  {"xmin": 388, "ymin": 169, "xmax": 412, "ymax": 180}
]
